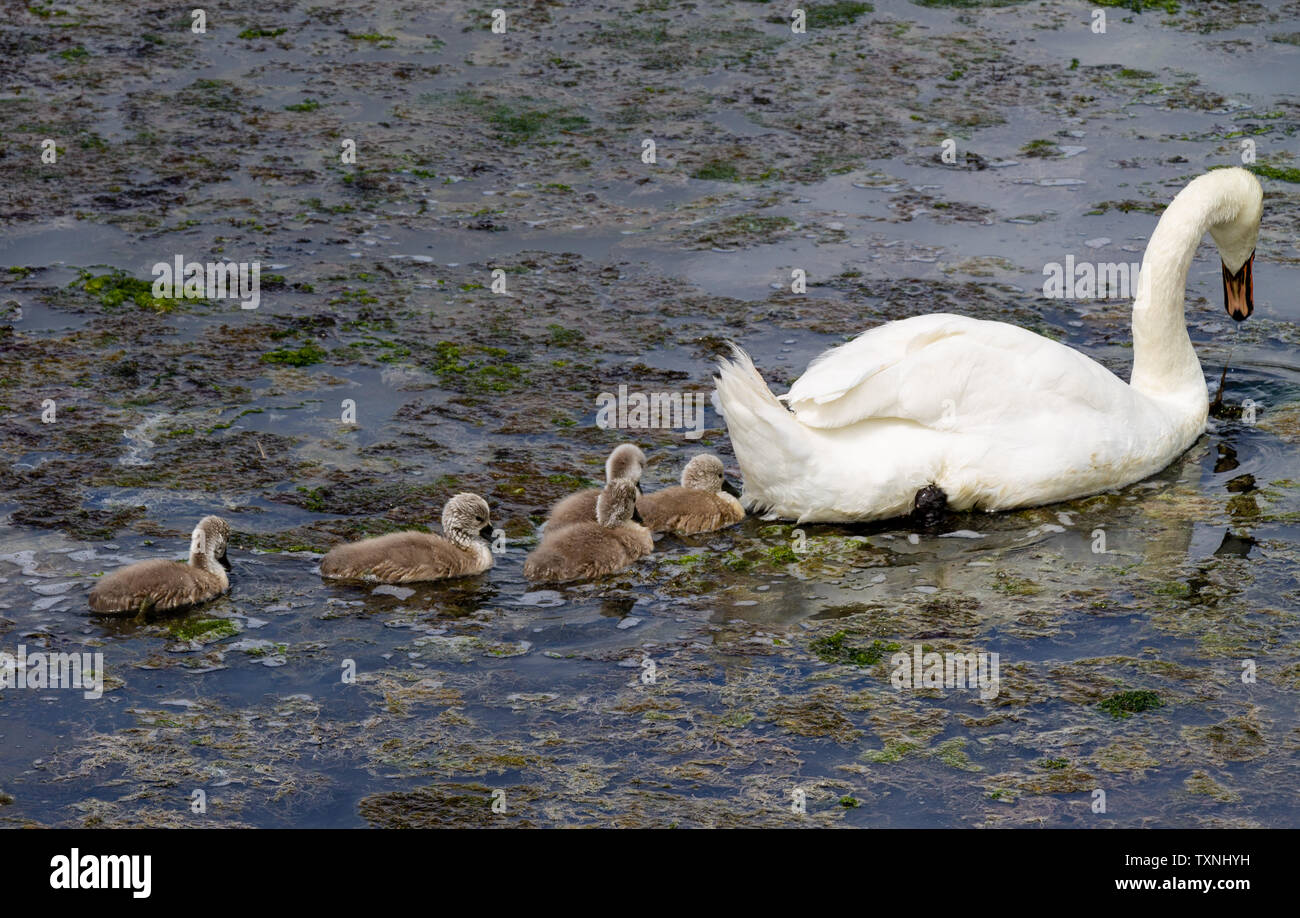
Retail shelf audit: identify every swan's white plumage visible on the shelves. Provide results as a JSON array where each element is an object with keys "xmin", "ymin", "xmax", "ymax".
[
  {"xmin": 715, "ymin": 168, "xmax": 1264, "ymax": 523},
  {"xmin": 783, "ymin": 314, "xmax": 1121, "ymax": 430}
]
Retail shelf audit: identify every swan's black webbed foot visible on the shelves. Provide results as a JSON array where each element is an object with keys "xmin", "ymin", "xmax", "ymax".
[{"xmin": 912, "ymin": 484, "xmax": 949, "ymax": 531}]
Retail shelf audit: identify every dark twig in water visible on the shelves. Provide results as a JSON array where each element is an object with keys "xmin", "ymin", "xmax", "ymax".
[{"xmin": 1210, "ymin": 328, "xmax": 1237, "ymax": 416}]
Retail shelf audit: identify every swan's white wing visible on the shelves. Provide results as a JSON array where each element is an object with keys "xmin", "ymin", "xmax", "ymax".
[
  {"xmin": 783, "ymin": 314, "xmax": 966, "ymax": 413},
  {"xmin": 785, "ymin": 314, "xmax": 1124, "ymax": 430}
]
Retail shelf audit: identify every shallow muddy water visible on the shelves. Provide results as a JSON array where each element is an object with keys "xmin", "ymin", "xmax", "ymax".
[{"xmin": 1, "ymin": 0, "xmax": 1298, "ymax": 827}]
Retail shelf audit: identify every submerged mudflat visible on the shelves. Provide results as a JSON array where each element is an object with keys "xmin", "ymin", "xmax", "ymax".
[{"xmin": 1, "ymin": 0, "xmax": 1299, "ymax": 827}]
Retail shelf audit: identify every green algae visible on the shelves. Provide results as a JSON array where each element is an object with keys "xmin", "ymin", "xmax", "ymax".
[
  {"xmin": 1249, "ymin": 163, "xmax": 1300, "ymax": 184},
  {"xmin": 594, "ymin": 18, "xmax": 779, "ymax": 70},
  {"xmin": 1093, "ymin": 0, "xmax": 1180, "ymax": 14},
  {"xmin": 177, "ymin": 78, "xmax": 244, "ymax": 112},
  {"xmin": 1019, "ymin": 139, "xmax": 1059, "ymax": 158},
  {"xmin": 1093, "ymin": 741, "xmax": 1159, "ymax": 775},
  {"xmin": 72, "ymin": 270, "xmax": 177, "ymax": 313},
  {"xmin": 1182, "ymin": 714, "xmax": 1268, "ymax": 763},
  {"xmin": 261, "ymin": 343, "xmax": 327, "ymax": 367},
  {"xmin": 1098, "ymin": 690, "xmax": 1164, "ymax": 719},
  {"xmin": 347, "ymin": 32, "xmax": 397, "ymax": 46},
  {"xmin": 448, "ymin": 92, "xmax": 590, "ymax": 146},
  {"xmin": 934, "ymin": 738, "xmax": 982, "ymax": 772},
  {"xmin": 767, "ymin": 544, "xmax": 800, "ymax": 564},
  {"xmin": 166, "ymin": 618, "xmax": 238, "ymax": 642},
  {"xmin": 769, "ymin": 689, "xmax": 863, "ymax": 743},
  {"xmin": 428, "ymin": 341, "xmax": 528, "ymax": 393},
  {"xmin": 692, "ymin": 160, "xmax": 741, "ymax": 182},
  {"xmin": 911, "ymin": 0, "xmax": 1026, "ymax": 6},
  {"xmin": 696, "ymin": 214, "xmax": 795, "ymax": 248},
  {"xmin": 805, "ymin": 2, "xmax": 874, "ymax": 27},
  {"xmin": 1183, "ymin": 770, "xmax": 1242, "ymax": 803},
  {"xmin": 809, "ymin": 631, "xmax": 899, "ymax": 666},
  {"xmin": 546, "ymin": 324, "xmax": 584, "ymax": 347},
  {"xmin": 863, "ymin": 739, "xmax": 923, "ymax": 763},
  {"xmin": 992, "ymin": 571, "xmax": 1042, "ymax": 596}
]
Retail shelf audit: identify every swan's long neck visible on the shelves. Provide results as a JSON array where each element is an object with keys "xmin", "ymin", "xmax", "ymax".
[{"xmin": 1129, "ymin": 179, "xmax": 1240, "ymax": 401}]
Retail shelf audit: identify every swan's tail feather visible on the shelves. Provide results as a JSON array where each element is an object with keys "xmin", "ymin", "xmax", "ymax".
[{"xmin": 714, "ymin": 344, "xmax": 812, "ymax": 511}]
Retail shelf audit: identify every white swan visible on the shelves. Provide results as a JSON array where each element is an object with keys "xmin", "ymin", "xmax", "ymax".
[{"xmin": 714, "ymin": 167, "xmax": 1263, "ymax": 523}]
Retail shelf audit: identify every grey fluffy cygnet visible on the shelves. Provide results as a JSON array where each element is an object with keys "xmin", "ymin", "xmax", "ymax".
[
  {"xmin": 636, "ymin": 454, "xmax": 745, "ymax": 535},
  {"xmin": 88, "ymin": 515, "xmax": 232, "ymax": 615},
  {"xmin": 544, "ymin": 443, "xmax": 646, "ymax": 530},
  {"xmin": 524, "ymin": 479, "xmax": 652, "ymax": 583},
  {"xmin": 320, "ymin": 493, "xmax": 494, "ymax": 583}
]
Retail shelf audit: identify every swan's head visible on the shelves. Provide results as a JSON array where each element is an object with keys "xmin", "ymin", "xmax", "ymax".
[
  {"xmin": 443, "ymin": 493, "xmax": 493, "ymax": 545},
  {"xmin": 606, "ymin": 443, "xmax": 647, "ymax": 484},
  {"xmin": 596, "ymin": 478, "xmax": 640, "ymax": 527},
  {"xmin": 1205, "ymin": 167, "xmax": 1263, "ymax": 321}
]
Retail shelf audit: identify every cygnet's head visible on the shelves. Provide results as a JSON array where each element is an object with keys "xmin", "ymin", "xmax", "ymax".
[
  {"xmin": 190, "ymin": 516, "xmax": 232, "ymax": 570},
  {"xmin": 595, "ymin": 479, "xmax": 641, "ymax": 527},
  {"xmin": 680, "ymin": 454, "xmax": 728, "ymax": 492},
  {"xmin": 443, "ymin": 493, "xmax": 493, "ymax": 545},
  {"xmin": 606, "ymin": 443, "xmax": 647, "ymax": 484}
]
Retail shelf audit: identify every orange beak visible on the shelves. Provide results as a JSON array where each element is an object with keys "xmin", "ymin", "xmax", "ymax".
[{"xmin": 1222, "ymin": 250, "xmax": 1254, "ymax": 322}]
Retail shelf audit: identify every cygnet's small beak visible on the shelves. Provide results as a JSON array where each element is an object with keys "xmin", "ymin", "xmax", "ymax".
[
  {"xmin": 217, "ymin": 550, "xmax": 232, "ymax": 572},
  {"xmin": 479, "ymin": 524, "xmax": 495, "ymax": 540},
  {"xmin": 1223, "ymin": 250, "xmax": 1255, "ymax": 322},
  {"xmin": 631, "ymin": 505, "xmax": 645, "ymax": 525},
  {"xmin": 722, "ymin": 478, "xmax": 743, "ymax": 498}
]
